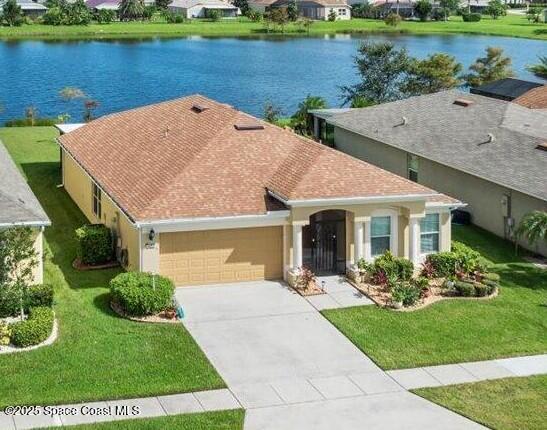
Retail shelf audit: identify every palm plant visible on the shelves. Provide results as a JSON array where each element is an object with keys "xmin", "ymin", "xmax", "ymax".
[
  {"xmin": 527, "ymin": 56, "xmax": 547, "ymax": 79},
  {"xmin": 516, "ymin": 211, "xmax": 547, "ymax": 251},
  {"xmin": 291, "ymin": 95, "xmax": 327, "ymax": 136}
]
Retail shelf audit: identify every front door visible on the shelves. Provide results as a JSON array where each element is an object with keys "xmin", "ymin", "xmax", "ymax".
[{"xmin": 312, "ymin": 221, "xmax": 338, "ymax": 274}]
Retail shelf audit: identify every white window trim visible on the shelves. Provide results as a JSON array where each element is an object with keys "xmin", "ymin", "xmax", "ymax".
[
  {"xmin": 420, "ymin": 211, "xmax": 441, "ymax": 258},
  {"xmin": 367, "ymin": 209, "xmax": 399, "ymax": 260},
  {"xmin": 92, "ymin": 181, "xmax": 102, "ymax": 219}
]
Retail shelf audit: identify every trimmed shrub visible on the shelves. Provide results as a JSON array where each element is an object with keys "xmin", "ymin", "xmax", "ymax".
[
  {"xmin": 454, "ymin": 280, "xmax": 475, "ymax": 297},
  {"xmin": 0, "ymin": 322, "xmax": 11, "ymax": 346},
  {"xmin": 483, "ymin": 272, "xmax": 500, "ymax": 283},
  {"xmin": 452, "ymin": 241, "xmax": 484, "ymax": 273},
  {"xmin": 0, "ymin": 286, "xmax": 22, "ymax": 318},
  {"xmin": 75, "ymin": 224, "xmax": 112, "ymax": 265},
  {"xmin": 425, "ymin": 252, "xmax": 458, "ymax": 277},
  {"xmin": 110, "ymin": 272, "xmax": 174, "ymax": 316},
  {"xmin": 392, "ymin": 282, "xmax": 420, "ymax": 307},
  {"xmin": 462, "ymin": 12, "xmax": 481, "ymax": 21},
  {"xmin": 9, "ymin": 307, "xmax": 54, "ymax": 347},
  {"xmin": 474, "ymin": 282, "xmax": 490, "ymax": 297},
  {"xmin": 26, "ymin": 284, "xmax": 54, "ymax": 309}
]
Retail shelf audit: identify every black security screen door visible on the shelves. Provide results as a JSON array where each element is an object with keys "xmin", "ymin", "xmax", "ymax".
[{"xmin": 303, "ymin": 210, "xmax": 346, "ymax": 275}]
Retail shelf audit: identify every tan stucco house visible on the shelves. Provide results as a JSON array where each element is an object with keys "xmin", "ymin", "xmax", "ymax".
[
  {"xmin": 310, "ymin": 89, "xmax": 547, "ymax": 256},
  {"xmin": 248, "ymin": 0, "xmax": 351, "ymax": 20},
  {"xmin": 57, "ymin": 95, "xmax": 462, "ymax": 286},
  {"xmin": 0, "ymin": 142, "xmax": 50, "ymax": 284}
]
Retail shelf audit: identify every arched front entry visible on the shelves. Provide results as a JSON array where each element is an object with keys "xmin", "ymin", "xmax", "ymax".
[{"xmin": 302, "ymin": 210, "xmax": 347, "ymax": 274}]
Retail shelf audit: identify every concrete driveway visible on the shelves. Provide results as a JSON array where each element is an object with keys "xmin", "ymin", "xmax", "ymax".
[{"xmin": 176, "ymin": 280, "xmax": 484, "ymax": 430}]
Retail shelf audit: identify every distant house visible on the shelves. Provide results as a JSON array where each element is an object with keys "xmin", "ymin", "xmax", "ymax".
[
  {"xmin": 249, "ymin": 0, "xmax": 351, "ymax": 20},
  {"xmin": 0, "ymin": 0, "xmax": 48, "ymax": 18},
  {"xmin": 459, "ymin": 0, "xmax": 489, "ymax": 12},
  {"xmin": 371, "ymin": 0, "xmax": 416, "ymax": 18},
  {"xmin": 168, "ymin": 0, "xmax": 239, "ymax": 18},
  {"xmin": 470, "ymin": 78, "xmax": 545, "ymax": 102},
  {"xmin": 310, "ymin": 90, "xmax": 547, "ymax": 256},
  {"xmin": 85, "ymin": 0, "xmax": 155, "ymax": 11},
  {"xmin": 0, "ymin": 142, "xmax": 50, "ymax": 284},
  {"xmin": 513, "ymin": 85, "xmax": 547, "ymax": 110}
]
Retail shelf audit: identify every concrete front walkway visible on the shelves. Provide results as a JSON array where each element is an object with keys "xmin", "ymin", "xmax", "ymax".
[{"xmin": 175, "ymin": 280, "xmax": 485, "ymax": 430}]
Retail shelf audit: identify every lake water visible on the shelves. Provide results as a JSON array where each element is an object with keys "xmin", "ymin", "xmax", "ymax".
[{"xmin": 0, "ymin": 34, "xmax": 545, "ymax": 123}]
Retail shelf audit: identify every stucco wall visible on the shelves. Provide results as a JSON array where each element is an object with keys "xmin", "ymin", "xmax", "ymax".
[
  {"xmin": 62, "ymin": 150, "xmax": 140, "ymax": 270},
  {"xmin": 31, "ymin": 228, "xmax": 44, "ymax": 285},
  {"xmin": 333, "ymin": 127, "xmax": 547, "ymax": 256}
]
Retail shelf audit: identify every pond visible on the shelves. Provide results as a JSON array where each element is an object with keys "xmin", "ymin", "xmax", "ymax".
[{"xmin": 0, "ymin": 34, "xmax": 545, "ymax": 123}]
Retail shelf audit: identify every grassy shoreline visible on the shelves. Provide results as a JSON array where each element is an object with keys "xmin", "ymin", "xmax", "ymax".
[{"xmin": 0, "ymin": 16, "xmax": 545, "ymax": 41}]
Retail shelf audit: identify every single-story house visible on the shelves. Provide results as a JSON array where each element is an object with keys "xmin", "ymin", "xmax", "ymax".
[
  {"xmin": 57, "ymin": 95, "xmax": 461, "ymax": 286},
  {"xmin": 459, "ymin": 0, "xmax": 489, "ymax": 12},
  {"xmin": 0, "ymin": 0, "xmax": 47, "ymax": 17},
  {"xmin": 0, "ymin": 142, "xmax": 50, "ymax": 285},
  {"xmin": 249, "ymin": 0, "xmax": 351, "ymax": 20},
  {"xmin": 85, "ymin": 0, "xmax": 155, "ymax": 11},
  {"xmin": 168, "ymin": 0, "xmax": 239, "ymax": 18},
  {"xmin": 470, "ymin": 78, "xmax": 545, "ymax": 102},
  {"xmin": 310, "ymin": 89, "xmax": 547, "ymax": 256}
]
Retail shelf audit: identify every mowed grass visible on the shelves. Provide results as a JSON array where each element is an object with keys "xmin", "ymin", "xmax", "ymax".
[
  {"xmin": 0, "ymin": 15, "xmax": 544, "ymax": 40},
  {"xmin": 323, "ymin": 224, "xmax": 547, "ymax": 370},
  {"xmin": 0, "ymin": 127, "xmax": 225, "ymax": 407},
  {"xmin": 414, "ymin": 375, "xmax": 547, "ymax": 430},
  {"xmin": 42, "ymin": 410, "xmax": 245, "ymax": 430}
]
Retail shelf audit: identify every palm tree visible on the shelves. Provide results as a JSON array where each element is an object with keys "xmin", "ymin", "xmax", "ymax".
[
  {"xmin": 291, "ymin": 95, "xmax": 327, "ymax": 136},
  {"xmin": 516, "ymin": 211, "xmax": 547, "ymax": 252},
  {"xmin": 119, "ymin": 0, "xmax": 145, "ymax": 21},
  {"xmin": 527, "ymin": 56, "xmax": 547, "ymax": 79}
]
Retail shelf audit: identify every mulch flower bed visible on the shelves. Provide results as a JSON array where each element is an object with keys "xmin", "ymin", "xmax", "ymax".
[
  {"xmin": 291, "ymin": 282, "xmax": 325, "ymax": 297},
  {"xmin": 73, "ymin": 258, "xmax": 120, "ymax": 271},
  {"xmin": 110, "ymin": 301, "xmax": 179, "ymax": 324},
  {"xmin": 348, "ymin": 277, "xmax": 498, "ymax": 312}
]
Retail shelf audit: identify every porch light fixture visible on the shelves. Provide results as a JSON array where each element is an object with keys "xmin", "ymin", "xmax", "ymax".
[{"xmin": 148, "ymin": 229, "xmax": 156, "ymax": 242}]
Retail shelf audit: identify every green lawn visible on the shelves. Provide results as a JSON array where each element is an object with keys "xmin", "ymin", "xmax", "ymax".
[
  {"xmin": 0, "ymin": 15, "xmax": 544, "ymax": 40},
  {"xmin": 0, "ymin": 127, "xmax": 225, "ymax": 407},
  {"xmin": 414, "ymin": 375, "xmax": 547, "ymax": 430},
  {"xmin": 323, "ymin": 224, "xmax": 547, "ymax": 370},
  {"xmin": 42, "ymin": 410, "xmax": 245, "ymax": 430}
]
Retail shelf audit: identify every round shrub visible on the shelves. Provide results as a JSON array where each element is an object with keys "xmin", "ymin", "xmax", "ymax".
[
  {"xmin": 10, "ymin": 307, "xmax": 54, "ymax": 347},
  {"xmin": 75, "ymin": 224, "xmax": 113, "ymax": 265},
  {"xmin": 462, "ymin": 12, "xmax": 481, "ymax": 21},
  {"xmin": 392, "ymin": 282, "xmax": 420, "ymax": 307},
  {"xmin": 474, "ymin": 283, "xmax": 490, "ymax": 297},
  {"xmin": 454, "ymin": 280, "xmax": 475, "ymax": 297},
  {"xmin": 110, "ymin": 272, "xmax": 174, "ymax": 316},
  {"xmin": 483, "ymin": 272, "xmax": 500, "ymax": 283},
  {"xmin": 0, "ymin": 322, "xmax": 11, "ymax": 346},
  {"xmin": 374, "ymin": 251, "xmax": 414, "ymax": 282},
  {"xmin": 26, "ymin": 284, "xmax": 54, "ymax": 309}
]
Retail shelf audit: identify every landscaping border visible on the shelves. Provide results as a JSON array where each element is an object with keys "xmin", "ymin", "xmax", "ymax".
[
  {"xmin": 0, "ymin": 315, "xmax": 58, "ymax": 354},
  {"xmin": 110, "ymin": 300, "xmax": 180, "ymax": 324}
]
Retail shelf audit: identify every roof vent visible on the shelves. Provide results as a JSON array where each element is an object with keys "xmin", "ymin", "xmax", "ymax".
[
  {"xmin": 453, "ymin": 98, "xmax": 474, "ymax": 107},
  {"xmin": 191, "ymin": 104, "xmax": 209, "ymax": 113},
  {"xmin": 234, "ymin": 121, "xmax": 265, "ymax": 131},
  {"xmin": 486, "ymin": 133, "xmax": 495, "ymax": 143},
  {"xmin": 536, "ymin": 142, "xmax": 547, "ymax": 152}
]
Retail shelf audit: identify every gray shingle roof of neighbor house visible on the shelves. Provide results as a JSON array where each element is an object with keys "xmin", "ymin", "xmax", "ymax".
[
  {"xmin": 0, "ymin": 142, "xmax": 50, "ymax": 228},
  {"xmin": 324, "ymin": 89, "xmax": 547, "ymax": 202}
]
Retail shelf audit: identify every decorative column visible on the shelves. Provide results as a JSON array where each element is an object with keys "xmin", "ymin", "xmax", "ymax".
[
  {"xmin": 292, "ymin": 224, "xmax": 303, "ymax": 270},
  {"xmin": 363, "ymin": 217, "xmax": 372, "ymax": 262},
  {"xmin": 408, "ymin": 217, "xmax": 421, "ymax": 265},
  {"xmin": 354, "ymin": 220, "xmax": 364, "ymax": 264}
]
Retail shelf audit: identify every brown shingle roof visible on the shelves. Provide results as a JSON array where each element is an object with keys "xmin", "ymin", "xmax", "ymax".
[
  {"xmin": 58, "ymin": 95, "xmax": 455, "ymax": 222},
  {"xmin": 513, "ymin": 85, "xmax": 547, "ymax": 110}
]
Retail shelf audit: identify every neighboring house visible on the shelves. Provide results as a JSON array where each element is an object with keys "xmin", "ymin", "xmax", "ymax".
[
  {"xmin": 0, "ymin": 0, "xmax": 48, "ymax": 17},
  {"xmin": 513, "ymin": 85, "xmax": 547, "ymax": 110},
  {"xmin": 168, "ymin": 0, "xmax": 239, "ymax": 18},
  {"xmin": 0, "ymin": 142, "xmax": 50, "ymax": 285},
  {"xmin": 470, "ymin": 78, "xmax": 544, "ymax": 102},
  {"xmin": 249, "ymin": 0, "xmax": 351, "ymax": 20},
  {"xmin": 372, "ymin": 0, "xmax": 416, "ymax": 18},
  {"xmin": 85, "ymin": 0, "xmax": 155, "ymax": 10},
  {"xmin": 459, "ymin": 0, "xmax": 489, "ymax": 12},
  {"xmin": 310, "ymin": 90, "xmax": 547, "ymax": 256},
  {"xmin": 57, "ymin": 95, "xmax": 461, "ymax": 287}
]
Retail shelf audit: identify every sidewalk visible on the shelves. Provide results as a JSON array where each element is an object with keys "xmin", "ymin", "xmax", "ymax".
[
  {"xmin": 0, "ymin": 389, "xmax": 241, "ymax": 430},
  {"xmin": 387, "ymin": 354, "xmax": 547, "ymax": 390}
]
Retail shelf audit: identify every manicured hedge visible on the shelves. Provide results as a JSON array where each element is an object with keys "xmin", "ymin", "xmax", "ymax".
[
  {"xmin": 462, "ymin": 12, "xmax": 481, "ymax": 21},
  {"xmin": 110, "ymin": 272, "xmax": 174, "ymax": 316},
  {"xmin": 374, "ymin": 251, "xmax": 414, "ymax": 282},
  {"xmin": 0, "ymin": 284, "xmax": 54, "ymax": 318},
  {"xmin": 75, "ymin": 224, "xmax": 112, "ymax": 265},
  {"xmin": 10, "ymin": 307, "xmax": 55, "ymax": 347},
  {"xmin": 454, "ymin": 280, "xmax": 475, "ymax": 297},
  {"xmin": 425, "ymin": 252, "xmax": 459, "ymax": 277}
]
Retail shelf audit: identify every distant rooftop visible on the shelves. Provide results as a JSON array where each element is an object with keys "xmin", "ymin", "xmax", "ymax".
[
  {"xmin": 470, "ymin": 78, "xmax": 544, "ymax": 102},
  {"xmin": 0, "ymin": 142, "xmax": 50, "ymax": 228},
  {"xmin": 55, "ymin": 123, "xmax": 86, "ymax": 135},
  {"xmin": 324, "ymin": 89, "xmax": 547, "ymax": 202}
]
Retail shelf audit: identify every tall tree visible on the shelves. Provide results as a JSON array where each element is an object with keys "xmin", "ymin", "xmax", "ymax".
[
  {"xmin": 401, "ymin": 53, "xmax": 462, "ymax": 96},
  {"xmin": 232, "ymin": 0, "xmax": 249, "ymax": 15},
  {"xmin": 484, "ymin": 0, "xmax": 505, "ymax": 19},
  {"xmin": 119, "ymin": 0, "xmax": 145, "ymax": 21},
  {"xmin": 291, "ymin": 95, "xmax": 327, "ymax": 135},
  {"xmin": 287, "ymin": 0, "xmax": 298, "ymax": 21},
  {"xmin": 340, "ymin": 41, "xmax": 411, "ymax": 105},
  {"xmin": 464, "ymin": 46, "xmax": 514, "ymax": 87},
  {"xmin": 414, "ymin": 0, "xmax": 432, "ymax": 21},
  {"xmin": 155, "ymin": 0, "xmax": 173, "ymax": 10},
  {"xmin": 1, "ymin": 0, "xmax": 23, "ymax": 26},
  {"xmin": 438, "ymin": 0, "xmax": 458, "ymax": 20}
]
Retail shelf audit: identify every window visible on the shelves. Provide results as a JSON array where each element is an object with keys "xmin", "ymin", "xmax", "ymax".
[
  {"xmin": 319, "ymin": 120, "xmax": 335, "ymax": 147},
  {"xmin": 338, "ymin": 8, "xmax": 346, "ymax": 14},
  {"xmin": 407, "ymin": 154, "xmax": 419, "ymax": 182},
  {"xmin": 371, "ymin": 216, "xmax": 391, "ymax": 256},
  {"xmin": 420, "ymin": 213, "xmax": 439, "ymax": 254},
  {"xmin": 92, "ymin": 182, "xmax": 102, "ymax": 218}
]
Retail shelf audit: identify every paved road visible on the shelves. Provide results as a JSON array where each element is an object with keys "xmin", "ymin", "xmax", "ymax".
[{"xmin": 176, "ymin": 280, "xmax": 484, "ymax": 430}]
